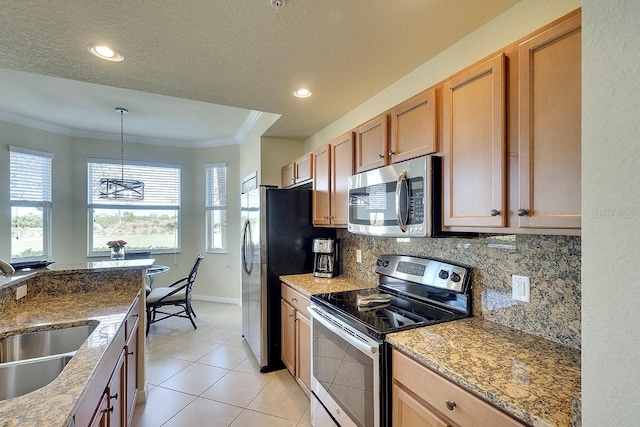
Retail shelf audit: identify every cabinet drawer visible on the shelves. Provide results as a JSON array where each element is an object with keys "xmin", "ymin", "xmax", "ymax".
[
  {"xmin": 281, "ymin": 283, "xmax": 310, "ymax": 317},
  {"xmin": 393, "ymin": 349, "xmax": 524, "ymax": 427}
]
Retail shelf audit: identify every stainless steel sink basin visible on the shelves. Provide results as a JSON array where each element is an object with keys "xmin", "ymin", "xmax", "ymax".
[
  {"xmin": 0, "ymin": 322, "xmax": 99, "ymax": 400},
  {"xmin": 0, "ymin": 323, "xmax": 97, "ymax": 363},
  {"xmin": 0, "ymin": 353, "xmax": 74, "ymax": 400}
]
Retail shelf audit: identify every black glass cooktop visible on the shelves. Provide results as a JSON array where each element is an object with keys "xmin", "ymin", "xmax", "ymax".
[{"xmin": 310, "ymin": 287, "xmax": 461, "ymax": 338}]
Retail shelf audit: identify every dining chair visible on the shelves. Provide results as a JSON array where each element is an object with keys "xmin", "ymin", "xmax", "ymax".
[{"xmin": 145, "ymin": 254, "xmax": 204, "ymax": 335}]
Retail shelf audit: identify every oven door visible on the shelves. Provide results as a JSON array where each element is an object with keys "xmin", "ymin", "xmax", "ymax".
[{"xmin": 309, "ymin": 304, "xmax": 381, "ymax": 427}]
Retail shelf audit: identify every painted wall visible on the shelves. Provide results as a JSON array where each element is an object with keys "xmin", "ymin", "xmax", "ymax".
[
  {"xmin": 260, "ymin": 137, "xmax": 307, "ymax": 187},
  {"xmin": 582, "ymin": 0, "xmax": 640, "ymax": 424},
  {"xmin": 238, "ymin": 112, "xmax": 280, "ymax": 186},
  {"xmin": 303, "ymin": 0, "xmax": 582, "ymax": 152}
]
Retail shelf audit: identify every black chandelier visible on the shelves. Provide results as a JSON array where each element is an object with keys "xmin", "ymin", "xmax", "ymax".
[{"xmin": 99, "ymin": 108, "xmax": 145, "ymax": 200}]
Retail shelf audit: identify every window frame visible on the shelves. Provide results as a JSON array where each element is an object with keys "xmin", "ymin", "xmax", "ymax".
[
  {"xmin": 87, "ymin": 158, "xmax": 182, "ymax": 257},
  {"xmin": 9, "ymin": 146, "xmax": 53, "ymax": 261},
  {"xmin": 205, "ymin": 162, "xmax": 227, "ymax": 254}
]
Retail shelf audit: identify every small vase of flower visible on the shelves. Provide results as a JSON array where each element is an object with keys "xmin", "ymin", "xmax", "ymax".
[{"xmin": 107, "ymin": 240, "xmax": 127, "ymax": 260}]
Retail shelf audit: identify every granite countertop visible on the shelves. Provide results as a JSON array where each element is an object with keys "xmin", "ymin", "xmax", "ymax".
[
  {"xmin": 280, "ymin": 273, "xmax": 377, "ymax": 297},
  {"xmin": 387, "ymin": 318, "xmax": 581, "ymax": 427},
  {"xmin": 0, "ymin": 263, "xmax": 147, "ymax": 427}
]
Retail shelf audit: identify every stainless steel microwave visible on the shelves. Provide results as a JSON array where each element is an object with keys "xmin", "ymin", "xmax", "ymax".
[{"xmin": 348, "ymin": 155, "xmax": 439, "ymax": 237}]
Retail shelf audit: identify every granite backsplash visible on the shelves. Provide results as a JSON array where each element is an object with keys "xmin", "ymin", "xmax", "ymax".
[{"xmin": 337, "ymin": 230, "xmax": 581, "ymax": 350}]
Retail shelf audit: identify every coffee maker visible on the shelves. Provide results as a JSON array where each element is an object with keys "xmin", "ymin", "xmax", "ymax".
[{"xmin": 312, "ymin": 238, "xmax": 339, "ymax": 278}]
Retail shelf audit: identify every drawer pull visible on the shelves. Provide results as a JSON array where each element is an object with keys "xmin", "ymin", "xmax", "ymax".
[
  {"xmin": 103, "ymin": 406, "xmax": 114, "ymax": 414},
  {"xmin": 109, "ymin": 393, "xmax": 118, "ymax": 400},
  {"xmin": 446, "ymin": 400, "xmax": 456, "ymax": 411},
  {"xmin": 128, "ymin": 350, "xmax": 134, "ymax": 356},
  {"xmin": 292, "ymin": 298, "xmax": 297, "ymax": 302}
]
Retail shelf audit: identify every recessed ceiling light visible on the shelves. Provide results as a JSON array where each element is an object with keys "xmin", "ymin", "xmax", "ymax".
[
  {"xmin": 88, "ymin": 44, "xmax": 124, "ymax": 62},
  {"xmin": 293, "ymin": 88, "xmax": 312, "ymax": 98}
]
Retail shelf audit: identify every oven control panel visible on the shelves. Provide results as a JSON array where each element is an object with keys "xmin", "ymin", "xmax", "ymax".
[{"xmin": 375, "ymin": 254, "xmax": 470, "ymax": 293}]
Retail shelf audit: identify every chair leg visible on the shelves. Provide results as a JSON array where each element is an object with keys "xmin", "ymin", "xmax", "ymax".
[
  {"xmin": 186, "ymin": 304, "xmax": 197, "ymax": 330},
  {"xmin": 146, "ymin": 305, "xmax": 151, "ymax": 336}
]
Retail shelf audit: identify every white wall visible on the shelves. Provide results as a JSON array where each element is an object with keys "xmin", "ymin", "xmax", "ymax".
[
  {"xmin": 582, "ymin": 0, "xmax": 640, "ymax": 424},
  {"xmin": 260, "ymin": 137, "xmax": 308, "ymax": 187},
  {"xmin": 238, "ymin": 112, "xmax": 280, "ymax": 185}
]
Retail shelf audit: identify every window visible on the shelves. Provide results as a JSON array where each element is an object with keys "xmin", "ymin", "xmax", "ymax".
[
  {"xmin": 206, "ymin": 163, "xmax": 227, "ymax": 253},
  {"xmin": 10, "ymin": 146, "xmax": 53, "ymax": 260},
  {"xmin": 87, "ymin": 159, "xmax": 181, "ymax": 255}
]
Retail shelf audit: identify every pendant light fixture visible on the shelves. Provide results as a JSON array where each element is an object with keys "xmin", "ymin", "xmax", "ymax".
[{"xmin": 99, "ymin": 108, "xmax": 145, "ymax": 200}]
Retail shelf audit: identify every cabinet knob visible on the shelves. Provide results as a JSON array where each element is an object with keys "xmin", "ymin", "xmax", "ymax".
[
  {"xmin": 517, "ymin": 209, "xmax": 528, "ymax": 217},
  {"xmin": 292, "ymin": 298, "xmax": 297, "ymax": 302},
  {"xmin": 289, "ymin": 314, "xmax": 293, "ymax": 318},
  {"xmin": 103, "ymin": 406, "xmax": 114, "ymax": 414},
  {"xmin": 324, "ymin": 216, "xmax": 329, "ymax": 220},
  {"xmin": 128, "ymin": 350, "xmax": 134, "ymax": 356},
  {"xmin": 109, "ymin": 393, "xmax": 119, "ymax": 400},
  {"xmin": 377, "ymin": 154, "xmax": 384, "ymax": 160},
  {"xmin": 445, "ymin": 400, "xmax": 456, "ymax": 411},
  {"xmin": 389, "ymin": 151, "xmax": 395, "ymax": 156},
  {"xmin": 490, "ymin": 209, "xmax": 500, "ymax": 217}
]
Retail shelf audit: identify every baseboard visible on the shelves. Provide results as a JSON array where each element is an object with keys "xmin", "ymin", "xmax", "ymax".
[{"xmin": 192, "ymin": 294, "xmax": 240, "ymax": 306}]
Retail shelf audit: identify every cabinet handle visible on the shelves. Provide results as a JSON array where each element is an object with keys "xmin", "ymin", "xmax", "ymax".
[
  {"xmin": 324, "ymin": 216, "xmax": 329, "ymax": 220},
  {"xmin": 128, "ymin": 350, "xmax": 134, "ymax": 356},
  {"xmin": 445, "ymin": 400, "xmax": 456, "ymax": 411},
  {"xmin": 517, "ymin": 209, "xmax": 528, "ymax": 217},
  {"xmin": 102, "ymin": 406, "xmax": 114, "ymax": 414},
  {"xmin": 292, "ymin": 298, "xmax": 297, "ymax": 302},
  {"xmin": 377, "ymin": 154, "xmax": 384, "ymax": 160},
  {"xmin": 289, "ymin": 314, "xmax": 294, "ymax": 318},
  {"xmin": 389, "ymin": 151, "xmax": 395, "ymax": 156},
  {"xmin": 489, "ymin": 209, "xmax": 500, "ymax": 217},
  {"xmin": 109, "ymin": 393, "xmax": 119, "ymax": 400}
]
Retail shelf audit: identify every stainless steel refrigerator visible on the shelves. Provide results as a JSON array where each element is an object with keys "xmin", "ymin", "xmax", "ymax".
[{"xmin": 241, "ymin": 185, "xmax": 335, "ymax": 372}]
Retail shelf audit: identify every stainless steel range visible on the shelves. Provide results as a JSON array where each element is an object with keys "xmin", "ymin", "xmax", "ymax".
[{"xmin": 308, "ymin": 254, "xmax": 472, "ymax": 427}]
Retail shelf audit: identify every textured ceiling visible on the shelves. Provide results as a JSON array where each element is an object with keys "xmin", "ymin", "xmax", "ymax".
[{"xmin": 0, "ymin": 0, "xmax": 520, "ymax": 145}]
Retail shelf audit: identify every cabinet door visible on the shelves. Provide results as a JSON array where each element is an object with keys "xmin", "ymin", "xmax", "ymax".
[
  {"xmin": 443, "ymin": 53, "xmax": 506, "ymax": 227},
  {"xmin": 295, "ymin": 312, "xmax": 311, "ymax": 395},
  {"xmin": 125, "ymin": 319, "xmax": 139, "ymax": 425},
  {"xmin": 295, "ymin": 153, "xmax": 313, "ymax": 184},
  {"xmin": 312, "ymin": 144, "xmax": 331, "ymax": 225},
  {"xmin": 518, "ymin": 13, "xmax": 581, "ymax": 229},
  {"xmin": 393, "ymin": 384, "xmax": 451, "ymax": 427},
  {"xmin": 281, "ymin": 162, "xmax": 295, "ymax": 188},
  {"xmin": 88, "ymin": 392, "xmax": 110, "ymax": 427},
  {"xmin": 330, "ymin": 131, "xmax": 355, "ymax": 226},
  {"xmin": 107, "ymin": 350, "xmax": 126, "ymax": 427},
  {"xmin": 281, "ymin": 299, "xmax": 296, "ymax": 375},
  {"xmin": 356, "ymin": 114, "xmax": 389, "ymax": 173},
  {"xmin": 390, "ymin": 88, "xmax": 437, "ymax": 163}
]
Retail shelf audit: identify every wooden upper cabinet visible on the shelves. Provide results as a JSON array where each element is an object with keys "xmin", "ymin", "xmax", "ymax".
[
  {"xmin": 356, "ymin": 113, "xmax": 389, "ymax": 173},
  {"xmin": 518, "ymin": 13, "xmax": 581, "ymax": 229},
  {"xmin": 281, "ymin": 153, "xmax": 313, "ymax": 188},
  {"xmin": 330, "ymin": 131, "xmax": 355, "ymax": 226},
  {"xmin": 281, "ymin": 162, "xmax": 295, "ymax": 188},
  {"xmin": 312, "ymin": 144, "xmax": 331, "ymax": 225},
  {"xmin": 390, "ymin": 88, "xmax": 437, "ymax": 163},
  {"xmin": 442, "ymin": 53, "xmax": 507, "ymax": 228}
]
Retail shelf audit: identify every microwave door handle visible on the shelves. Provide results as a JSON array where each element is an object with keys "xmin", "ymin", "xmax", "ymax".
[{"xmin": 395, "ymin": 170, "xmax": 409, "ymax": 232}]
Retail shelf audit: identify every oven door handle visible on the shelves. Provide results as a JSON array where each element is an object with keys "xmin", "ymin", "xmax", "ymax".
[{"xmin": 309, "ymin": 306, "xmax": 379, "ymax": 356}]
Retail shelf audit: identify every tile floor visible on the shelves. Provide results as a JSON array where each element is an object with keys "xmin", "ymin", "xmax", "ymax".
[{"xmin": 132, "ymin": 301, "xmax": 312, "ymax": 427}]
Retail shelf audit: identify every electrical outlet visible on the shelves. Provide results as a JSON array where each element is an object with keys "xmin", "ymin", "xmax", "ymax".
[
  {"xmin": 16, "ymin": 285, "xmax": 27, "ymax": 300},
  {"xmin": 512, "ymin": 275, "xmax": 530, "ymax": 303},
  {"xmin": 356, "ymin": 249, "xmax": 362, "ymax": 263}
]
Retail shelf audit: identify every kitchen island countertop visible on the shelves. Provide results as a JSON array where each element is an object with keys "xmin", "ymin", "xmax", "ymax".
[{"xmin": 388, "ymin": 318, "xmax": 581, "ymax": 427}]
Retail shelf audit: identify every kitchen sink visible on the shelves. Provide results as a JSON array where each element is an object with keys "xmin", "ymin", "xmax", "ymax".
[
  {"xmin": 0, "ymin": 353, "xmax": 75, "ymax": 400},
  {"xmin": 0, "ymin": 322, "xmax": 99, "ymax": 400},
  {"xmin": 0, "ymin": 323, "xmax": 97, "ymax": 363}
]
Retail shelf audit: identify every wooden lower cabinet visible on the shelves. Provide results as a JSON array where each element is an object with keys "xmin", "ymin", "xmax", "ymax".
[
  {"xmin": 392, "ymin": 349, "xmax": 525, "ymax": 427},
  {"xmin": 280, "ymin": 283, "xmax": 311, "ymax": 396},
  {"xmin": 76, "ymin": 294, "xmax": 141, "ymax": 427}
]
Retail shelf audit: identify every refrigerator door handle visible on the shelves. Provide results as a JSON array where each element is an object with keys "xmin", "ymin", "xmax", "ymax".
[{"xmin": 241, "ymin": 219, "xmax": 253, "ymax": 275}]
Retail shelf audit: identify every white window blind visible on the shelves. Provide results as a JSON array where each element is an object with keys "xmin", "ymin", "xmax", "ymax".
[
  {"xmin": 206, "ymin": 163, "xmax": 227, "ymax": 252},
  {"xmin": 87, "ymin": 160, "xmax": 181, "ymax": 206},
  {"xmin": 10, "ymin": 147, "xmax": 53, "ymax": 204},
  {"xmin": 206, "ymin": 163, "xmax": 227, "ymax": 208}
]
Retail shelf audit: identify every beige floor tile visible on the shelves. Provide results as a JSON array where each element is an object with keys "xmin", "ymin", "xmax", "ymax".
[
  {"xmin": 298, "ymin": 404, "xmax": 312, "ymax": 425},
  {"xmin": 132, "ymin": 386, "xmax": 195, "ymax": 427},
  {"xmin": 201, "ymin": 370, "xmax": 272, "ymax": 407},
  {"xmin": 198, "ymin": 344, "xmax": 251, "ymax": 369},
  {"xmin": 232, "ymin": 356, "xmax": 278, "ymax": 379},
  {"xmin": 162, "ymin": 397, "xmax": 243, "ymax": 427},
  {"xmin": 224, "ymin": 335, "xmax": 251, "ymax": 348},
  {"xmin": 192, "ymin": 326, "xmax": 242, "ymax": 344},
  {"xmin": 146, "ymin": 354, "xmax": 192, "ymax": 385},
  {"xmin": 230, "ymin": 409, "xmax": 296, "ymax": 427},
  {"xmin": 152, "ymin": 336, "xmax": 221, "ymax": 361},
  {"xmin": 159, "ymin": 362, "xmax": 230, "ymax": 395},
  {"xmin": 247, "ymin": 370, "xmax": 310, "ymax": 421}
]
